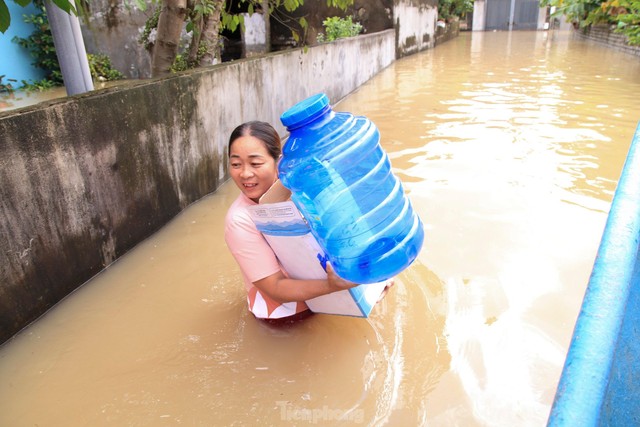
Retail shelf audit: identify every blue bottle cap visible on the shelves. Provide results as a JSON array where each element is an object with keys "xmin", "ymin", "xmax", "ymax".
[{"xmin": 280, "ymin": 93, "xmax": 330, "ymax": 129}]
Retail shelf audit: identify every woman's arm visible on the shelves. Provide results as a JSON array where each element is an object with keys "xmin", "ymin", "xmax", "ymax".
[
  {"xmin": 253, "ymin": 262, "xmax": 357, "ymax": 304},
  {"xmin": 225, "ymin": 198, "xmax": 357, "ymax": 304}
]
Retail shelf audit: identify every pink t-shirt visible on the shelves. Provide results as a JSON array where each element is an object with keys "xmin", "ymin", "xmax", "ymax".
[{"xmin": 224, "ymin": 192, "xmax": 309, "ymax": 318}]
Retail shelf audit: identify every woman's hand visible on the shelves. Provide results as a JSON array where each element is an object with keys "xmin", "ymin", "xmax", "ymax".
[
  {"xmin": 252, "ymin": 262, "xmax": 358, "ymax": 303},
  {"xmin": 326, "ymin": 262, "xmax": 358, "ymax": 291}
]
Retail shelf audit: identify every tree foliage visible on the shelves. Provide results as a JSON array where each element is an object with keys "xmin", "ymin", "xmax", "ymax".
[
  {"xmin": 615, "ymin": 0, "xmax": 640, "ymax": 45},
  {"xmin": 145, "ymin": 0, "xmax": 354, "ymax": 77},
  {"xmin": 438, "ymin": 0, "xmax": 473, "ymax": 21},
  {"xmin": 316, "ymin": 16, "xmax": 362, "ymax": 43},
  {"xmin": 542, "ymin": 0, "xmax": 640, "ymax": 45}
]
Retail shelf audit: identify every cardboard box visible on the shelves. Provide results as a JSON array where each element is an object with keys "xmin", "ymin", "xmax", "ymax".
[{"xmin": 246, "ymin": 181, "xmax": 388, "ymax": 317}]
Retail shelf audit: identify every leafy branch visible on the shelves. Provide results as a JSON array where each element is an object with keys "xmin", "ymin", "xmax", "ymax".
[
  {"xmin": 542, "ymin": 0, "xmax": 640, "ymax": 45},
  {"xmin": 0, "ymin": 0, "xmax": 76, "ymax": 33}
]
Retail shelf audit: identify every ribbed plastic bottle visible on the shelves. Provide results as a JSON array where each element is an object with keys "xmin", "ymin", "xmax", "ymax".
[{"xmin": 278, "ymin": 93, "xmax": 424, "ymax": 284}]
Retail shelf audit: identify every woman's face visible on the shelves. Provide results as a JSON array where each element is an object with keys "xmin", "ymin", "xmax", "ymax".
[{"xmin": 229, "ymin": 135, "xmax": 278, "ymax": 203}]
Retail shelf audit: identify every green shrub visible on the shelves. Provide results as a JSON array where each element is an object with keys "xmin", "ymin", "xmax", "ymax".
[
  {"xmin": 20, "ymin": 78, "xmax": 58, "ymax": 92},
  {"xmin": 317, "ymin": 16, "xmax": 363, "ymax": 43},
  {"xmin": 612, "ymin": 0, "xmax": 640, "ymax": 45},
  {"xmin": 1, "ymin": 75, "xmax": 18, "ymax": 94},
  {"xmin": 139, "ymin": 7, "xmax": 162, "ymax": 50},
  {"xmin": 88, "ymin": 53, "xmax": 124, "ymax": 82}
]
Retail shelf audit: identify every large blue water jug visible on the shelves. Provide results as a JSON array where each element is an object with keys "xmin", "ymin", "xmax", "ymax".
[{"xmin": 278, "ymin": 93, "xmax": 424, "ymax": 284}]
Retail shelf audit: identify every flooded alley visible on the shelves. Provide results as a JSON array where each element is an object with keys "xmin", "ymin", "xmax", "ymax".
[{"xmin": 1, "ymin": 30, "xmax": 639, "ymax": 426}]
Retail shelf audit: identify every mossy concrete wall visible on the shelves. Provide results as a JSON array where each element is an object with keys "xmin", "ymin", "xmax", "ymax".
[
  {"xmin": 0, "ymin": 30, "xmax": 395, "ymax": 344},
  {"xmin": 574, "ymin": 25, "xmax": 640, "ymax": 58},
  {"xmin": 394, "ymin": 0, "xmax": 439, "ymax": 57},
  {"xmin": 435, "ymin": 19, "xmax": 460, "ymax": 46}
]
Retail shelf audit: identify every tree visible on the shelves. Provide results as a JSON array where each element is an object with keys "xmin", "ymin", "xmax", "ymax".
[
  {"xmin": 150, "ymin": 0, "xmax": 190, "ymax": 77},
  {"xmin": 149, "ymin": 0, "xmax": 355, "ymax": 78},
  {"xmin": 187, "ymin": 0, "xmax": 223, "ymax": 66}
]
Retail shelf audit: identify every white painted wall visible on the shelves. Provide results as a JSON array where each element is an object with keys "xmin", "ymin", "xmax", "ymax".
[
  {"xmin": 473, "ymin": 0, "xmax": 487, "ymax": 31},
  {"xmin": 537, "ymin": 7, "xmax": 548, "ymax": 30},
  {"xmin": 242, "ymin": 12, "xmax": 267, "ymax": 46}
]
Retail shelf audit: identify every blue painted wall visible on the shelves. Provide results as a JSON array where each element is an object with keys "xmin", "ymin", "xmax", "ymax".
[{"xmin": 0, "ymin": 1, "xmax": 46, "ymax": 86}]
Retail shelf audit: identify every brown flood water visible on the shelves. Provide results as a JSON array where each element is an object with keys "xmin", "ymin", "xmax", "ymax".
[{"xmin": 1, "ymin": 30, "xmax": 640, "ymax": 426}]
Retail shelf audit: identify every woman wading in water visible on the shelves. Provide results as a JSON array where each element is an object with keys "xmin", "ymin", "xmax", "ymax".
[{"xmin": 224, "ymin": 121, "xmax": 358, "ymax": 320}]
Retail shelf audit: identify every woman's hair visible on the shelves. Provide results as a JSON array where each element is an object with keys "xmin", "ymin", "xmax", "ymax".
[{"xmin": 228, "ymin": 121, "xmax": 281, "ymax": 160}]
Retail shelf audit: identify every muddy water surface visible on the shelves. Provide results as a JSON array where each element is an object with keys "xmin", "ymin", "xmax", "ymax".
[{"xmin": 1, "ymin": 30, "xmax": 639, "ymax": 426}]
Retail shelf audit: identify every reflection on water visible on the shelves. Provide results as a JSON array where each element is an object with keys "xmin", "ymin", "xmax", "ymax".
[
  {"xmin": 1, "ymin": 30, "xmax": 640, "ymax": 426},
  {"xmin": 336, "ymin": 30, "xmax": 639, "ymax": 425},
  {"xmin": 0, "ymin": 86, "xmax": 68, "ymax": 112},
  {"xmin": 0, "ymin": 80, "xmax": 135, "ymax": 113}
]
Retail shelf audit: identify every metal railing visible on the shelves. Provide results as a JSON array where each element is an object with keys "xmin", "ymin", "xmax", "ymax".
[{"xmin": 548, "ymin": 122, "xmax": 640, "ymax": 426}]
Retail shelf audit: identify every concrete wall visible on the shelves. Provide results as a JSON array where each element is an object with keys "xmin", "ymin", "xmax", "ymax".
[
  {"xmin": 435, "ymin": 19, "xmax": 460, "ymax": 45},
  {"xmin": 80, "ymin": 0, "xmax": 154, "ymax": 79},
  {"xmin": 574, "ymin": 25, "xmax": 640, "ymax": 58},
  {"xmin": 537, "ymin": 6, "xmax": 548, "ymax": 30},
  {"xmin": 0, "ymin": 30, "xmax": 396, "ymax": 344},
  {"xmin": 393, "ymin": 0, "xmax": 439, "ymax": 57}
]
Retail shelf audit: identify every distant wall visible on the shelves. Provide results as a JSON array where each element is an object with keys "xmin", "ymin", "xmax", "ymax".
[
  {"xmin": 435, "ymin": 19, "xmax": 460, "ymax": 45},
  {"xmin": 472, "ymin": 0, "xmax": 487, "ymax": 31},
  {"xmin": 0, "ymin": 30, "xmax": 396, "ymax": 344},
  {"xmin": 471, "ymin": 0, "xmax": 547, "ymax": 31},
  {"xmin": 574, "ymin": 25, "xmax": 640, "ymax": 58},
  {"xmin": 393, "ymin": 0, "xmax": 439, "ymax": 57}
]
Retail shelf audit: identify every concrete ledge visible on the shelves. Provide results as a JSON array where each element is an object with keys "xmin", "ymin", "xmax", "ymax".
[{"xmin": 574, "ymin": 25, "xmax": 640, "ymax": 58}]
